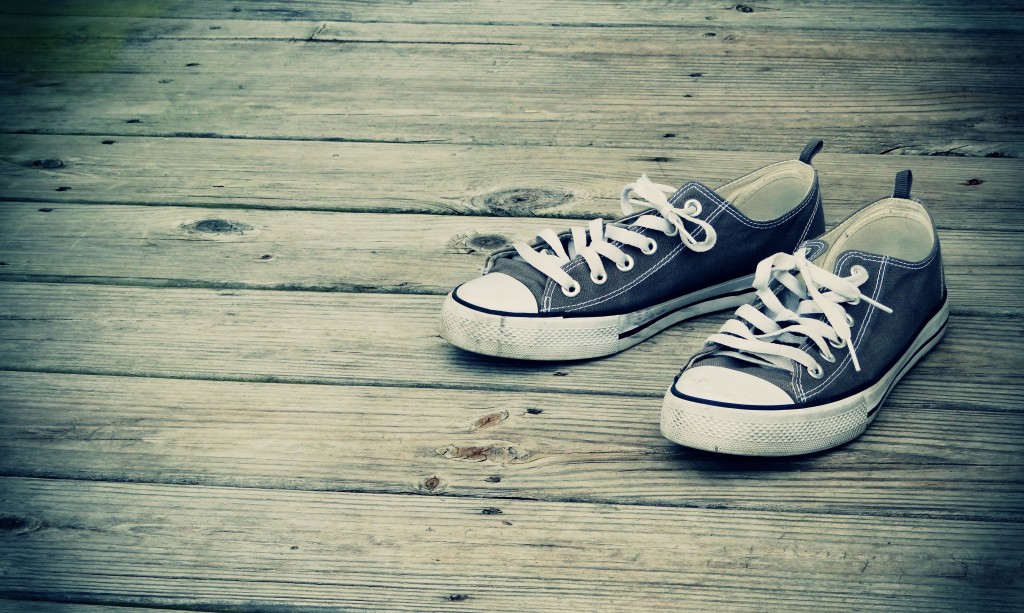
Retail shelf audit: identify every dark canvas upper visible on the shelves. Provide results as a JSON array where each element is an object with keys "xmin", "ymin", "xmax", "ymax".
[
  {"xmin": 484, "ymin": 176, "xmax": 826, "ymax": 318},
  {"xmin": 679, "ymin": 188, "xmax": 947, "ymax": 407}
]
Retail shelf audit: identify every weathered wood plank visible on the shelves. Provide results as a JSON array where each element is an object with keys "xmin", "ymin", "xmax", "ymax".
[
  {"xmin": 1, "ymin": 135, "xmax": 1019, "ymax": 229},
  {"xmin": 0, "ymin": 283, "xmax": 1018, "ymax": 410},
  {"xmin": 0, "ymin": 371, "xmax": 1020, "ymax": 519},
  {"xmin": 0, "ymin": 603, "xmax": 184, "ymax": 613},
  {"xmin": 0, "ymin": 477, "xmax": 1020, "ymax": 611},
  {"xmin": 1, "ymin": 34, "xmax": 1019, "ymax": 154},
  {"xmin": 3, "ymin": 0, "xmax": 1023, "ymax": 31},
  {"xmin": 2, "ymin": 15, "xmax": 1022, "ymax": 64},
  {"xmin": 0, "ymin": 203, "xmax": 1018, "ymax": 315}
]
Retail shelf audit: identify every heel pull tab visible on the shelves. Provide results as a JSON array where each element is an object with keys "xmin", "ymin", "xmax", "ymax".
[
  {"xmin": 799, "ymin": 139, "xmax": 824, "ymax": 164},
  {"xmin": 893, "ymin": 169, "xmax": 913, "ymax": 199}
]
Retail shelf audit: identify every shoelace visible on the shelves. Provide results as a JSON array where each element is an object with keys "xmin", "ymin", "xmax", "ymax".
[
  {"xmin": 705, "ymin": 250, "xmax": 892, "ymax": 379},
  {"xmin": 512, "ymin": 175, "xmax": 717, "ymax": 297}
]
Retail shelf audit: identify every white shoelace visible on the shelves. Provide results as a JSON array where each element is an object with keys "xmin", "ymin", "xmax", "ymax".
[
  {"xmin": 705, "ymin": 250, "xmax": 892, "ymax": 379},
  {"xmin": 512, "ymin": 175, "xmax": 717, "ymax": 297}
]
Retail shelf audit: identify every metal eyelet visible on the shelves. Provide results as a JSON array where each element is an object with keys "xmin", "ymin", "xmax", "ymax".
[
  {"xmin": 819, "ymin": 350, "xmax": 836, "ymax": 364},
  {"xmin": 641, "ymin": 240, "xmax": 658, "ymax": 255},
  {"xmin": 663, "ymin": 225, "xmax": 679, "ymax": 237},
  {"xmin": 844, "ymin": 313, "xmax": 855, "ymax": 326},
  {"xmin": 684, "ymin": 198, "xmax": 703, "ymax": 216},
  {"xmin": 850, "ymin": 265, "xmax": 867, "ymax": 277},
  {"xmin": 590, "ymin": 271, "xmax": 607, "ymax": 285},
  {"xmin": 561, "ymin": 282, "xmax": 581, "ymax": 298},
  {"xmin": 807, "ymin": 364, "xmax": 824, "ymax": 379},
  {"xmin": 829, "ymin": 337, "xmax": 847, "ymax": 349},
  {"xmin": 617, "ymin": 255, "xmax": 635, "ymax": 272}
]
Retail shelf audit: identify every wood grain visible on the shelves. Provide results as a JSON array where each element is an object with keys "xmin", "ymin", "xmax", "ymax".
[
  {"xmin": 0, "ymin": 203, "xmax": 1019, "ymax": 316},
  {"xmin": 0, "ymin": 371, "xmax": 1020, "ymax": 519},
  {"xmin": 1, "ymin": 477, "xmax": 1021, "ymax": 612},
  {"xmin": 4, "ymin": 0, "xmax": 1023, "ymax": 31},
  {"xmin": 0, "ymin": 282, "xmax": 1019, "ymax": 409},
  {"xmin": 1, "ymin": 24, "xmax": 1020, "ymax": 153},
  {"xmin": 0, "ymin": 3, "xmax": 1021, "ymax": 610},
  {"xmin": 0, "ymin": 604, "xmax": 181, "ymax": 613},
  {"xmin": 2, "ymin": 135, "xmax": 1020, "ymax": 229},
  {"xmin": 2, "ymin": 15, "xmax": 1022, "ymax": 63}
]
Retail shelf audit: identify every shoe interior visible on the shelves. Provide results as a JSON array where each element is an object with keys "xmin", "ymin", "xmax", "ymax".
[
  {"xmin": 717, "ymin": 160, "xmax": 815, "ymax": 222},
  {"xmin": 819, "ymin": 198, "xmax": 936, "ymax": 270}
]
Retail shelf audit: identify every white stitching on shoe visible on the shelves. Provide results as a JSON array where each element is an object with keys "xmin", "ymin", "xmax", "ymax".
[
  {"xmin": 797, "ymin": 254, "xmax": 889, "ymax": 399},
  {"xmin": 539, "ymin": 180, "xmax": 817, "ymax": 313},
  {"xmin": 561, "ymin": 206, "xmax": 726, "ymax": 311}
]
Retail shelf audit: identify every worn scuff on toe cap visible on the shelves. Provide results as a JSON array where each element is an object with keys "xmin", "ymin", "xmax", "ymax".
[
  {"xmin": 675, "ymin": 365, "xmax": 794, "ymax": 406},
  {"xmin": 453, "ymin": 272, "xmax": 539, "ymax": 314}
]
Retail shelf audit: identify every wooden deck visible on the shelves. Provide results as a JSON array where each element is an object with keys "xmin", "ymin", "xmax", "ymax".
[{"xmin": 0, "ymin": 2, "xmax": 1022, "ymax": 610}]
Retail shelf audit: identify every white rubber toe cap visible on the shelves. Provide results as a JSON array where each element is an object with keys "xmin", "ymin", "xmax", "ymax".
[
  {"xmin": 675, "ymin": 365, "xmax": 794, "ymax": 406},
  {"xmin": 454, "ymin": 272, "xmax": 539, "ymax": 314}
]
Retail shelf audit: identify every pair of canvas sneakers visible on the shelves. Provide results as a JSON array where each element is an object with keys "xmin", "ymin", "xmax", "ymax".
[{"xmin": 439, "ymin": 140, "xmax": 948, "ymax": 456}]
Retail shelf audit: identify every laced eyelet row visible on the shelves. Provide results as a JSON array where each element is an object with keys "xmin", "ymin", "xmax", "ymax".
[{"xmin": 560, "ymin": 251, "xmax": 646, "ymax": 296}]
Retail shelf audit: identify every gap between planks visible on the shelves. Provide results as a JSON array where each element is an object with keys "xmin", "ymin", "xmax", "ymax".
[
  {"xmin": 1, "ymin": 32, "xmax": 1021, "ymax": 154},
  {"xmin": 0, "ymin": 476, "xmax": 1021, "ymax": 612},
  {"xmin": 0, "ymin": 202, "xmax": 1019, "ymax": 316},
  {"xmin": 3, "ymin": 0, "xmax": 1024, "ymax": 31},
  {"xmin": 0, "ymin": 370, "xmax": 1021, "ymax": 521},
  {"xmin": 2, "ymin": 135, "xmax": 1020, "ymax": 228},
  {"xmin": 0, "ymin": 282, "xmax": 1018, "ymax": 407}
]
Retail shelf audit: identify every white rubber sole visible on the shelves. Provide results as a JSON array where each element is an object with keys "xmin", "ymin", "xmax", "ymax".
[
  {"xmin": 439, "ymin": 274, "xmax": 755, "ymax": 360},
  {"xmin": 661, "ymin": 298, "xmax": 949, "ymax": 456}
]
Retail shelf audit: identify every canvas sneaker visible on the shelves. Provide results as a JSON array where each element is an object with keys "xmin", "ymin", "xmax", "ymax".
[
  {"xmin": 440, "ymin": 140, "xmax": 828, "ymax": 360},
  {"xmin": 662, "ymin": 170, "xmax": 948, "ymax": 456}
]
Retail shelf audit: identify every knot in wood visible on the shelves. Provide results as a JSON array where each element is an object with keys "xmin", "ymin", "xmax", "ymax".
[
  {"xmin": 472, "ymin": 410, "xmax": 509, "ymax": 431},
  {"xmin": 447, "ymin": 232, "xmax": 511, "ymax": 255},
  {"xmin": 473, "ymin": 187, "xmax": 572, "ymax": 216},
  {"xmin": 182, "ymin": 219, "xmax": 253, "ymax": 235},
  {"xmin": 0, "ymin": 513, "xmax": 43, "ymax": 535},
  {"xmin": 435, "ymin": 442, "xmax": 532, "ymax": 465},
  {"xmin": 421, "ymin": 475, "xmax": 442, "ymax": 492},
  {"xmin": 27, "ymin": 159, "xmax": 64, "ymax": 169},
  {"xmin": 468, "ymin": 234, "xmax": 509, "ymax": 252}
]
